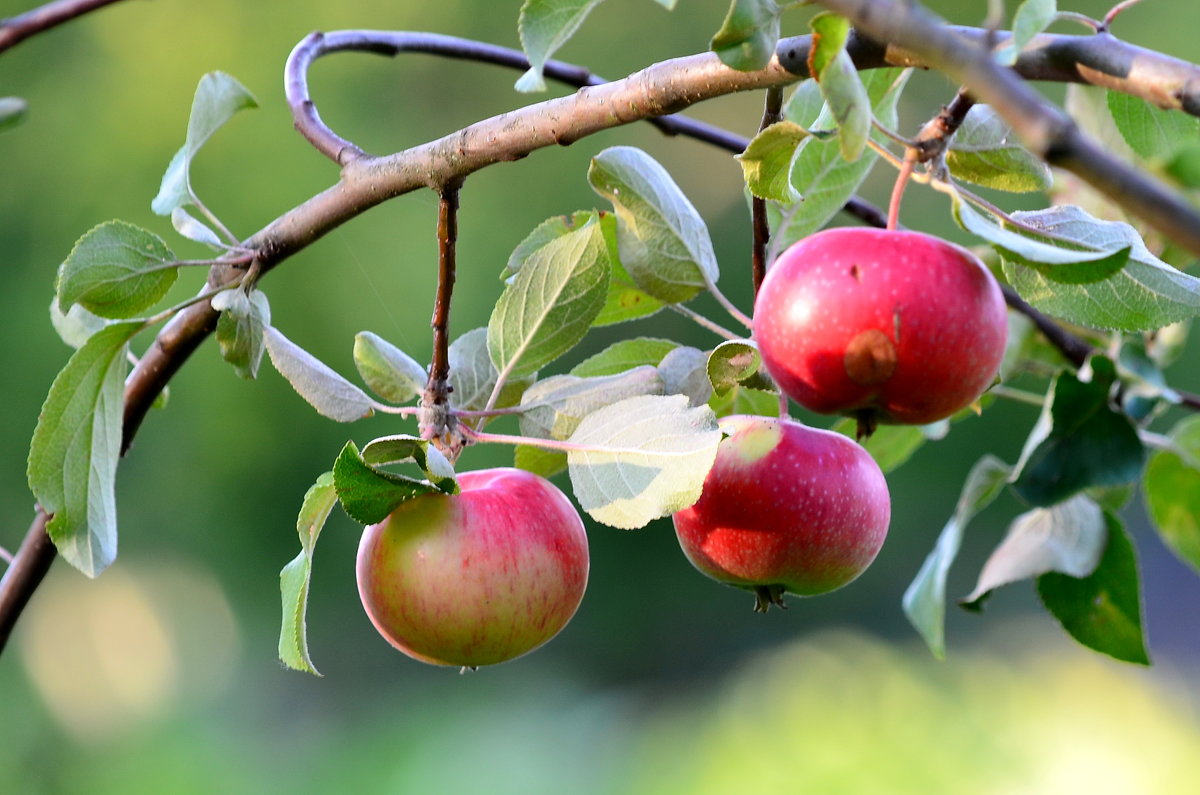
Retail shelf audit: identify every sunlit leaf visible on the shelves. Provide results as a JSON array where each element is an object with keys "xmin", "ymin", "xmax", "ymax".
[
  {"xmin": 152, "ymin": 71, "xmax": 257, "ymax": 215},
  {"xmin": 737, "ymin": 121, "xmax": 812, "ymax": 202},
  {"xmin": 589, "ymin": 146, "xmax": 718, "ymax": 303},
  {"xmin": 448, "ymin": 328, "xmax": 534, "ymax": 422},
  {"xmin": 994, "ymin": 0, "xmax": 1056, "ymax": 66},
  {"xmin": 27, "ymin": 321, "xmax": 144, "ymax": 577},
  {"xmin": 946, "ymin": 105, "xmax": 1053, "ymax": 192},
  {"xmin": 353, "ymin": 331, "xmax": 427, "ymax": 404},
  {"xmin": 56, "ymin": 221, "xmax": 178, "ymax": 318},
  {"xmin": 1143, "ymin": 415, "xmax": 1200, "ymax": 575},
  {"xmin": 519, "ymin": 367, "xmax": 664, "ymax": 440},
  {"xmin": 706, "ymin": 339, "xmax": 772, "ymax": 396},
  {"xmin": 770, "ymin": 69, "xmax": 909, "ymax": 254},
  {"xmin": 1107, "ymin": 91, "xmax": 1200, "ymax": 162},
  {"xmin": 567, "ymin": 395, "xmax": 721, "ymax": 529},
  {"xmin": 515, "ymin": 0, "xmax": 606, "ymax": 92},
  {"xmin": 710, "ymin": 0, "xmax": 781, "ymax": 71},
  {"xmin": 570, "ymin": 337, "xmax": 679, "ymax": 377},
  {"xmin": 279, "ymin": 471, "xmax": 337, "ymax": 676},
  {"xmin": 1001, "ymin": 206, "xmax": 1200, "ymax": 330},
  {"xmin": 808, "ymin": 12, "xmax": 868, "ymax": 162}
]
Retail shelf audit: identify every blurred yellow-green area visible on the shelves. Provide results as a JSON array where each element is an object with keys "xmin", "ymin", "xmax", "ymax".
[{"xmin": 2, "ymin": 1, "xmax": 1199, "ymax": 792}]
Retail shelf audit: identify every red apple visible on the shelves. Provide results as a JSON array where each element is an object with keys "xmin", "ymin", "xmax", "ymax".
[
  {"xmin": 673, "ymin": 415, "xmax": 889, "ymax": 610},
  {"xmin": 753, "ymin": 227, "xmax": 1007, "ymax": 427},
  {"xmin": 356, "ymin": 468, "xmax": 589, "ymax": 667}
]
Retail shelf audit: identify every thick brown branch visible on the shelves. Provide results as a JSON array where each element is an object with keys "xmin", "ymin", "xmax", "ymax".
[
  {"xmin": 0, "ymin": 510, "xmax": 54, "ymax": 653},
  {"xmin": 0, "ymin": 0, "xmax": 125, "ymax": 54},
  {"xmin": 814, "ymin": 0, "xmax": 1200, "ymax": 261}
]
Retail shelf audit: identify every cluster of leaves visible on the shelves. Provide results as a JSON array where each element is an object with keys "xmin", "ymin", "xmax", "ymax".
[{"xmin": 27, "ymin": 1, "xmax": 1200, "ymax": 675}]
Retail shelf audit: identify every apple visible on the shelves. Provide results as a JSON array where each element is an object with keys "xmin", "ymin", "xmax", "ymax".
[
  {"xmin": 753, "ymin": 227, "xmax": 1007, "ymax": 428},
  {"xmin": 356, "ymin": 467, "xmax": 589, "ymax": 667},
  {"xmin": 673, "ymin": 415, "xmax": 890, "ymax": 610}
]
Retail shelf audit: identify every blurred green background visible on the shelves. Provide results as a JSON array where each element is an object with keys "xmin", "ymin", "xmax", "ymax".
[{"xmin": 2, "ymin": 1, "xmax": 1199, "ymax": 792}]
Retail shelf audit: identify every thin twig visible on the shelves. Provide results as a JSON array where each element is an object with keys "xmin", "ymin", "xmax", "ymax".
[
  {"xmin": 0, "ymin": 0, "xmax": 125, "ymax": 55},
  {"xmin": 666, "ymin": 303, "xmax": 743, "ymax": 341},
  {"xmin": 751, "ymin": 86, "xmax": 784, "ymax": 296},
  {"xmin": 421, "ymin": 184, "xmax": 461, "ymax": 452},
  {"xmin": 1100, "ymin": 0, "xmax": 1145, "ymax": 33},
  {"xmin": 815, "ymin": 0, "xmax": 1200, "ymax": 260}
]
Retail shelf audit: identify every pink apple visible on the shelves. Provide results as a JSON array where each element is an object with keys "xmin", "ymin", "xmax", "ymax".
[
  {"xmin": 753, "ymin": 227, "xmax": 1007, "ymax": 426},
  {"xmin": 673, "ymin": 415, "xmax": 890, "ymax": 609},
  {"xmin": 356, "ymin": 468, "xmax": 589, "ymax": 667}
]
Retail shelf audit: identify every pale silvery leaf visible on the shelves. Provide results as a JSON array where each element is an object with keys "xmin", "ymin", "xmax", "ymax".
[
  {"xmin": 448, "ymin": 328, "xmax": 533, "ymax": 418},
  {"xmin": 588, "ymin": 146, "xmax": 718, "ymax": 303},
  {"xmin": 264, "ymin": 326, "xmax": 374, "ymax": 422},
  {"xmin": 566, "ymin": 395, "xmax": 721, "ymax": 529},
  {"xmin": 946, "ymin": 105, "xmax": 1052, "ymax": 192},
  {"xmin": 963, "ymin": 495, "xmax": 1107, "ymax": 606},
  {"xmin": 656, "ymin": 346, "xmax": 713, "ymax": 406},
  {"xmin": 519, "ymin": 367, "xmax": 664, "ymax": 440}
]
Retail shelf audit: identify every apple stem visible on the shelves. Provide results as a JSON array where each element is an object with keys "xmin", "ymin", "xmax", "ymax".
[
  {"xmin": 854, "ymin": 410, "xmax": 878, "ymax": 441},
  {"xmin": 886, "ymin": 150, "xmax": 917, "ymax": 231},
  {"xmin": 666, "ymin": 303, "xmax": 743, "ymax": 341},
  {"xmin": 421, "ymin": 182, "xmax": 462, "ymax": 451}
]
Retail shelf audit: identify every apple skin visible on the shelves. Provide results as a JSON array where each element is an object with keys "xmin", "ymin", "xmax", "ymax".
[
  {"xmin": 356, "ymin": 468, "xmax": 588, "ymax": 667},
  {"xmin": 753, "ymin": 227, "xmax": 1008, "ymax": 425},
  {"xmin": 673, "ymin": 416, "xmax": 890, "ymax": 608}
]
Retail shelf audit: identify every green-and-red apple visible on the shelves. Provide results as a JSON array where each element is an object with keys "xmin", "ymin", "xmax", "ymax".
[
  {"xmin": 673, "ymin": 415, "xmax": 890, "ymax": 610},
  {"xmin": 356, "ymin": 468, "xmax": 589, "ymax": 667},
  {"xmin": 753, "ymin": 228, "xmax": 1007, "ymax": 428}
]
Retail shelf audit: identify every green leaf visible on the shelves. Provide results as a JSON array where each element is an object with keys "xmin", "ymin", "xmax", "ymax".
[
  {"xmin": 902, "ymin": 455, "xmax": 1010, "ymax": 659},
  {"xmin": 448, "ymin": 328, "xmax": 534, "ymax": 425},
  {"xmin": 962, "ymin": 495, "xmax": 1107, "ymax": 608},
  {"xmin": 508, "ymin": 212, "xmax": 662, "ymax": 326},
  {"xmin": 994, "ymin": 0, "xmax": 1056, "ymax": 66},
  {"xmin": 1107, "ymin": 91, "xmax": 1200, "ymax": 162},
  {"xmin": 1162, "ymin": 142, "xmax": 1200, "ymax": 189},
  {"xmin": 488, "ymin": 215, "xmax": 610, "ymax": 382},
  {"xmin": 514, "ymin": 444, "xmax": 568, "ymax": 479},
  {"xmin": 519, "ymin": 367, "xmax": 664, "ymax": 441},
  {"xmin": 515, "ymin": 0, "xmax": 606, "ymax": 92},
  {"xmin": 1010, "ymin": 358, "xmax": 1145, "ymax": 506},
  {"xmin": 808, "ymin": 12, "xmax": 869, "ymax": 162},
  {"xmin": 152, "ymin": 71, "xmax": 257, "ymax": 215},
  {"xmin": 359, "ymin": 434, "xmax": 458, "ymax": 493},
  {"xmin": 0, "ymin": 96, "xmax": 28, "ymax": 131},
  {"xmin": 264, "ymin": 327, "xmax": 375, "ymax": 422},
  {"xmin": 27, "ymin": 321, "xmax": 144, "ymax": 577},
  {"xmin": 332, "ymin": 441, "xmax": 440, "ymax": 525},
  {"xmin": 353, "ymin": 331, "xmax": 427, "ymax": 404},
  {"xmin": 588, "ymin": 146, "xmax": 718, "ymax": 303},
  {"xmin": 1143, "ymin": 415, "xmax": 1200, "ymax": 574},
  {"xmin": 56, "ymin": 221, "xmax": 178, "ymax": 318},
  {"xmin": 49, "ymin": 299, "xmax": 113, "ymax": 349},
  {"xmin": 952, "ymin": 197, "xmax": 1130, "ymax": 284},
  {"xmin": 707, "ymin": 385, "xmax": 780, "ymax": 419},
  {"xmin": 946, "ymin": 105, "xmax": 1053, "ymax": 192},
  {"xmin": 570, "ymin": 337, "xmax": 679, "ymax": 377},
  {"xmin": 657, "ymin": 346, "xmax": 713, "ymax": 407},
  {"xmin": 770, "ymin": 68, "xmax": 909, "ymax": 255},
  {"xmin": 706, "ymin": 339, "xmax": 773, "ymax": 396},
  {"xmin": 736, "ymin": 121, "xmax": 812, "ymax": 202},
  {"xmin": 1001, "ymin": 205, "xmax": 1200, "ymax": 330},
  {"xmin": 710, "ymin": 0, "xmax": 781, "ymax": 71},
  {"xmin": 566, "ymin": 394, "xmax": 721, "ymax": 529},
  {"xmin": 830, "ymin": 419, "xmax": 928, "ymax": 474},
  {"xmin": 279, "ymin": 471, "xmax": 337, "ymax": 676},
  {"xmin": 213, "ymin": 289, "xmax": 270, "ymax": 380},
  {"xmin": 1037, "ymin": 512, "xmax": 1150, "ymax": 664}
]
